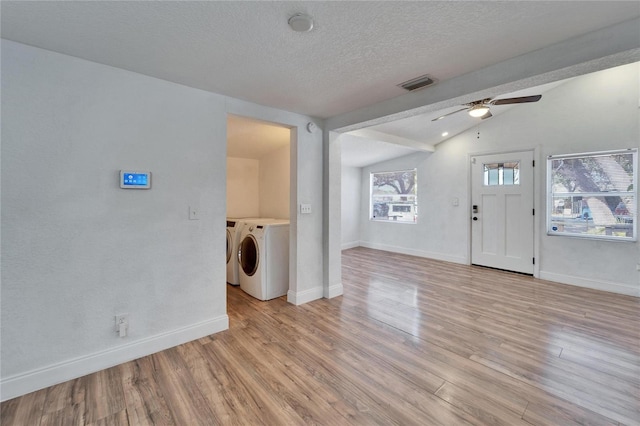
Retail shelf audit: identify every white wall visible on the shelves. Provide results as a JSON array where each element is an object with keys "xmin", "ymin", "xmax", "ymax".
[
  {"xmin": 226, "ymin": 157, "xmax": 260, "ymax": 218},
  {"xmin": 259, "ymin": 144, "xmax": 290, "ymax": 219},
  {"xmin": 1, "ymin": 40, "xmax": 324, "ymax": 400},
  {"xmin": 341, "ymin": 166, "xmax": 362, "ymax": 249},
  {"xmin": 356, "ymin": 62, "xmax": 639, "ymax": 296},
  {"xmin": 227, "ymin": 144, "xmax": 290, "ymax": 220}
]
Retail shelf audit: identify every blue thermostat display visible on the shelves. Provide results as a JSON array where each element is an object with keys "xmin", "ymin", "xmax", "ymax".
[{"xmin": 120, "ymin": 170, "xmax": 151, "ymax": 189}]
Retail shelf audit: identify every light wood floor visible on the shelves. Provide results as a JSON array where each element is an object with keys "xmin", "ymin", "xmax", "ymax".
[{"xmin": 2, "ymin": 247, "xmax": 639, "ymax": 425}]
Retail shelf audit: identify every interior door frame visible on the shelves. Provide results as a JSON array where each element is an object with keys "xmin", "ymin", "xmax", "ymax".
[{"xmin": 467, "ymin": 146, "xmax": 541, "ymax": 278}]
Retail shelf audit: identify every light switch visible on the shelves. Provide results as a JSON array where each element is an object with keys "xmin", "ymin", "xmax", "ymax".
[
  {"xmin": 452, "ymin": 197, "xmax": 459, "ymax": 207},
  {"xmin": 300, "ymin": 204, "xmax": 312, "ymax": 214}
]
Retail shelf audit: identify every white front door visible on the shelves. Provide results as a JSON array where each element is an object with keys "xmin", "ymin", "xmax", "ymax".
[{"xmin": 471, "ymin": 151, "xmax": 534, "ymax": 274}]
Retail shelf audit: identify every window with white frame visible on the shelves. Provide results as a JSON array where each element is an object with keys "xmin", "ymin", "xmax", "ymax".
[
  {"xmin": 370, "ymin": 169, "xmax": 417, "ymax": 223},
  {"xmin": 547, "ymin": 149, "xmax": 637, "ymax": 241},
  {"xmin": 483, "ymin": 162, "xmax": 520, "ymax": 186}
]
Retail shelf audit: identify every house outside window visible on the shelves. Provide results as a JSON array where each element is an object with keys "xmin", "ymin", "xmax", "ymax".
[
  {"xmin": 370, "ymin": 169, "xmax": 417, "ymax": 223},
  {"xmin": 547, "ymin": 149, "xmax": 636, "ymax": 241}
]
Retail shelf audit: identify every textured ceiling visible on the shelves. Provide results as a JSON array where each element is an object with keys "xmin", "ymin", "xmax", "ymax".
[{"xmin": 2, "ymin": 1, "xmax": 639, "ymax": 119}]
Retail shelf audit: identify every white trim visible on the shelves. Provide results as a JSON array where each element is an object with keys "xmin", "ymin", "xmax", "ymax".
[
  {"xmin": 324, "ymin": 283, "xmax": 344, "ymax": 299},
  {"xmin": 547, "ymin": 147, "xmax": 637, "ymax": 159},
  {"xmin": 546, "ymin": 148, "xmax": 637, "ymax": 243},
  {"xmin": 341, "ymin": 241, "xmax": 360, "ymax": 250},
  {"xmin": 359, "ymin": 241, "xmax": 467, "ymax": 265},
  {"xmin": 369, "ymin": 168, "xmax": 418, "ymax": 222},
  {"xmin": 287, "ymin": 286, "xmax": 323, "ymax": 305},
  {"xmin": 0, "ymin": 315, "xmax": 229, "ymax": 402},
  {"xmin": 539, "ymin": 271, "xmax": 639, "ymax": 297}
]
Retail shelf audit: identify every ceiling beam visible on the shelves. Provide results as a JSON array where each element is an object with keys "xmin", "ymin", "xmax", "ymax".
[{"xmin": 348, "ymin": 129, "xmax": 435, "ymax": 152}]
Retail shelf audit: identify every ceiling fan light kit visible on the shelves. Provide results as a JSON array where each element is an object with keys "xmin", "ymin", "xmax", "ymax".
[{"xmin": 468, "ymin": 104, "xmax": 490, "ymax": 118}]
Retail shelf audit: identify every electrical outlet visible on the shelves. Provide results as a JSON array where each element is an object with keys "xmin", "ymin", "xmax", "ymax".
[
  {"xmin": 300, "ymin": 204, "xmax": 312, "ymax": 214},
  {"xmin": 115, "ymin": 314, "xmax": 129, "ymax": 337}
]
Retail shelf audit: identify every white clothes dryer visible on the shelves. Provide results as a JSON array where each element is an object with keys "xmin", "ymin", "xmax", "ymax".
[
  {"xmin": 226, "ymin": 217, "xmax": 271, "ymax": 285},
  {"xmin": 238, "ymin": 220, "xmax": 289, "ymax": 301}
]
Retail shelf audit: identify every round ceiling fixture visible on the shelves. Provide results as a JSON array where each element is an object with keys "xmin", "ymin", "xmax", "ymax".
[{"xmin": 288, "ymin": 13, "xmax": 314, "ymax": 32}]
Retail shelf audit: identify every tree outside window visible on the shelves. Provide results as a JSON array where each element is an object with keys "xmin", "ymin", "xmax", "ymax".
[
  {"xmin": 548, "ymin": 149, "xmax": 636, "ymax": 241},
  {"xmin": 370, "ymin": 169, "xmax": 417, "ymax": 223}
]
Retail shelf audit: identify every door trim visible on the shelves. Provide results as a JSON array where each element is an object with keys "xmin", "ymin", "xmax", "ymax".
[{"xmin": 467, "ymin": 147, "xmax": 540, "ymax": 278}]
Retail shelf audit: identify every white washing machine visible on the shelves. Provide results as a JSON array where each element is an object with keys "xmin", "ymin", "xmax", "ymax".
[
  {"xmin": 226, "ymin": 217, "xmax": 271, "ymax": 285},
  {"xmin": 238, "ymin": 220, "xmax": 289, "ymax": 301}
]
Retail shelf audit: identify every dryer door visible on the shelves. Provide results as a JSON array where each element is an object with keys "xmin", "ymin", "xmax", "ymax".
[
  {"xmin": 239, "ymin": 234, "xmax": 259, "ymax": 276},
  {"xmin": 226, "ymin": 229, "xmax": 233, "ymax": 263}
]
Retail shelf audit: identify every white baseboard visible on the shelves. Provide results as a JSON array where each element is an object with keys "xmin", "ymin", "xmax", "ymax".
[
  {"xmin": 341, "ymin": 241, "xmax": 360, "ymax": 250},
  {"xmin": 324, "ymin": 282, "xmax": 344, "ymax": 299},
  {"xmin": 287, "ymin": 287, "xmax": 324, "ymax": 305},
  {"xmin": 1, "ymin": 315, "xmax": 229, "ymax": 402},
  {"xmin": 359, "ymin": 241, "xmax": 468, "ymax": 265},
  {"xmin": 287, "ymin": 283, "xmax": 343, "ymax": 304},
  {"xmin": 539, "ymin": 271, "xmax": 639, "ymax": 297}
]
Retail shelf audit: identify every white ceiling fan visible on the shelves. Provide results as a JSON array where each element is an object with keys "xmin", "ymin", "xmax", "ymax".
[{"xmin": 432, "ymin": 95, "xmax": 542, "ymax": 121}]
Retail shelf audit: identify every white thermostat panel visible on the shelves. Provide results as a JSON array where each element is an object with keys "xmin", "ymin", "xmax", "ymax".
[{"xmin": 120, "ymin": 170, "xmax": 151, "ymax": 189}]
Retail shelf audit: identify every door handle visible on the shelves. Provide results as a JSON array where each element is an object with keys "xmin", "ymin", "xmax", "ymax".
[{"xmin": 473, "ymin": 217, "xmax": 478, "ymax": 221}]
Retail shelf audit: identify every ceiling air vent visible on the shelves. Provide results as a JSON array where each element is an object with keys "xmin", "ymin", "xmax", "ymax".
[{"xmin": 398, "ymin": 74, "xmax": 436, "ymax": 92}]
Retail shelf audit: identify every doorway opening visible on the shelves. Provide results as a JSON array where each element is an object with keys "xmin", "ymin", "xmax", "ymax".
[{"xmin": 226, "ymin": 114, "xmax": 292, "ymax": 307}]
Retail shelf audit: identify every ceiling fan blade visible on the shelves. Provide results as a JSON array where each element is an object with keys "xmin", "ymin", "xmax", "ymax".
[
  {"xmin": 431, "ymin": 107, "xmax": 468, "ymax": 121},
  {"xmin": 490, "ymin": 94, "xmax": 541, "ymax": 105},
  {"xmin": 481, "ymin": 110, "xmax": 493, "ymax": 120}
]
